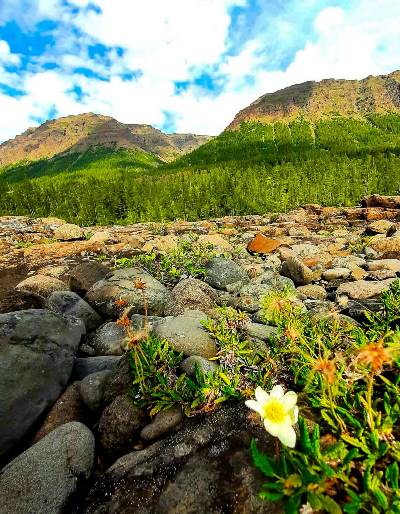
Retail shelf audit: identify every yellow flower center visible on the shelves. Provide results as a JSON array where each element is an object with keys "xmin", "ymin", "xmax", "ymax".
[{"xmin": 263, "ymin": 399, "xmax": 286, "ymax": 423}]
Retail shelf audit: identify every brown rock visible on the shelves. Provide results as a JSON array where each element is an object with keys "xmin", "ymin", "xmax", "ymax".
[
  {"xmin": 198, "ymin": 234, "xmax": 233, "ymax": 252},
  {"xmin": 362, "ymin": 195, "xmax": 400, "ymax": 209},
  {"xmin": 336, "ymin": 278, "xmax": 396, "ymax": 300},
  {"xmin": 69, "ymin": 262, "xmax": 110, "ymax": 294},
  {"xmin": 15, "ymin": 274, "xmax": 68, "ymax": 301},
  {"xmin": 350, "ymin": 266, "xmax": 369, "ymax": 281},
  {"xmin": 247, "ymin": 234, "xmax": 282, "ymax": 254},
  {"xmin": 53, "ymin": 223, "xmax": 84, "ymax": 241},
  {"xmin": 370, "ymin": 236, "xmax": 400, "ymax": 258},
  {"xmin": 33, "ymin": 382, "xmax": 87, "ymax": 443},
  {"xmin": 367, "ymin": 220, "xmax": 394, "ymax": 234}
]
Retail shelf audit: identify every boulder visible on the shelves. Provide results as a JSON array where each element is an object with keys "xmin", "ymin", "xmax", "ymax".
[
  {"xmin": 367, "ymin": 220, "xmax": 394, "ymax": 234},
  {"xmin": 46, "ymin": 290, "xmax": 102, "ymax": 332},
  {"xmin": 88, "ymin": 322, "xmax": 126, "ymax": 356},
  {"xmin": 69, "ymin": 262, "xmax": 110, "ymax": 295},
  {"xmin": 98, "ymin": 394, "xmax": 146, "ymax": 460},
  {"xmin": 198, "ymin": 233, "xmax": 233, "ymax": 252},
  {"xmin": 84, "ymin": 404, "xmax": 279, "ymax": 514},
  {"xmin": 85, "ymin": 268, "xmax": 171, "ymax": 317},
  {"xmin": 361, "ymin": 194, "xmax": 400, "ymax": 209},
  {"xmin": 205, "ymin": 257, "xmax": 249, "ymax": 290},
  {"xmin": 165, "ymin": 278, "xmax": 218, "ymax": 316},
  {"xmin": 181, "ymin": 355, "xmax": 219, "ymax": 376},
  {"xmin": 153, "ymin": 310, "xmax": 217, "ymax": 358},
  {"xmin": 322, "ymin": 268, "xmax": 351, "ymax": 281},
  {"xmin": 247, "ymin": 234, "xmax": 282, "ymax": 254},
  {"xmin": 74, "ymin": 356, "xmax": 120, "ymax": 380},
  {"xmin": 238, "ymin": 283, "xmax": 276, "ymax": 313},
  {"xmin": 281, "ymin": 256, "xmax": 315, "ymax": 286},
  {"xmin": 367, "ymin": 259, "xmax": 400, "ymax": 273},
  {"xmin": 336, "ymin": 278, "xmax": 396, "ymax": 300},
  {"xmin": 140, "ymin": 406, "xmax": 183, "ymax": 441},
  {"xmin": 33, "ymin": 382, "xmax": 87, "ymax": 443},
  {"xmin": 0, "ymin": 422, "xmax": 94, "ymax": 514},
  {"xmin": 297, "ymin": 284, "xmax": 327, "ymax": 300},
  {"xmin": 15, "ymin": 274, "xmax": 68, "ymax": 304},
  {"xmin": 370, "ymin": 236, "xmax": 400, "ymax": 258},
  {"xmin": 80, "ymin": 370, "xmax": 112, "ymax": 412},
  {"xmin": 331, "ymin": 255, "xmax": 365, "ymax": 270},
  {"xmin": 53, "ymin": 223, "xmax": 84, "ymax": 241},
  {"xmin": 0, "ymin": 310, "xmax": 84, "ymax": 458}
]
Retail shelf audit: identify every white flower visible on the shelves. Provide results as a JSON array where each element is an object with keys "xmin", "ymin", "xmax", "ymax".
[{"xmin": 245, "ymin": 385, "xmax": 298, "ymax": 448}]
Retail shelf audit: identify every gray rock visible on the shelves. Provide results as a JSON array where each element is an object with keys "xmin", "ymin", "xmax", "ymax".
[
  {"xmin": 69, "ymin": 262, "xmax": 110, "ymax": 295},
  {"xmin": 80, "ymin": 370, "xmax": 112, "ymax": 412},
  {"xmin": 85, "ymin": 268, "xmax": 171, "ymax": 317},
  {"xmin": 0, "ymin": 309, "xmax": 84, "ymax": 459},
  {"xmin": 98, "ymin": 395, "xmax": 146, "ymax": 460},
  {"xmin": 140, "ymin": 406, "xmax": 183, "ymax": 441},
  {"xmin": 281, "ymin": 256, "xmax": 315, "ymax": 285},
  {"xmin": 102, "ymin": 353, "xmax": 132, "ymax": 406},
  {"xmin": 74, "ymin": 356, "xmax": 120, "ymax": 379},
  {"xmin": 0, "ymin": 422, "xmax": 94, "ymax": 514},
  {"xmin": 246, "ymin": 322, "xmax": 278, "ymax": 341},
  {"xmin": 89, "ymin": 322, "xmax": 126, "ymax": 356},
  {"xmin": 165, "ymin": 278, "xmax": 218, "ymax": 316},
  {"xmin": 153, "ymin": 310, "xmax": 217, "ymax": 358},
  {"xmin": 205, "ymin": 257, "xmax": 249, "ymax": 291},
  {"xmin": 15, "ymin": 274, "xmax": 69, "ymax": 305},
  {"xmin": 181, "ymin": 355, "xmax": 219, "ymax": 376},
  {"xmin": 84, "ymin": 404, "xmax": 279, "ymax": 514},
  {"xmin": 46, "ymin": 290, "xmax": 103, "ymax": 332},
  {"xmin": 331, "ymin": 255, "xmax": 365, "ymax": 270},
  {"xmin": 256, "ymin": 270, "xmax": 295, "ymax": 290},
  {"xmin": 238, "ymin": 283, "xmax": 275, "ymax": 313}
]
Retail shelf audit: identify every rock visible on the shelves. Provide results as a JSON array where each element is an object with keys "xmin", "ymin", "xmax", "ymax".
[
  {"xmin": 0, "ymin": 422, "xmax": 94, "ymax": 514},
  {"xmin": 331, "ymin": 255, "xmax": 365, "ymax": 269},
  {"xmin": 198, "ymin": 233, "xmax": 233, "ymax": 252},
  {"xmin": 350, "ymin": 266, "xmax": 369, "ymax": 281},
  {"xmin": 205, "ymin": 257, "xmax": 249, "ymax": 291},
  {"xmin": 46, "ymin": 290, "xmax": 102, "ymax": 332},
  {"xmin": 370, "ymin": 236, "xmax": 400, "ymax": 258},
  {"xmin": 165, "ymin": 278, "xmax": 218, "ymax": 316},
  {"xmin": 153, "ymin": 310, "xmax": 217, "ymax": 358},
  {"xmin": 53, "ymin": 223, "xmax": 84, "ymax": 241},
  {"xmin": 80, "ymin": 370, "xmax": 112, "ymax": 412},
  {"xmin": 85, "ymin": 268, "xmax": 171, "ymax": 317},
  {"xmin": 102, "ymin": 353, "xmax": 132, "ymax": 406},
  {"xmin": 247, "ymin": 234, "xmax": 282, "ymax": 254},
  {"xmin": 238, "ymin": 283, "xmax": 276, "ymax": 313},
  {"xmin": 69, "ymin": 262, "xmax": 110, "ymax": 295},
  {"xmin": 149, "ymin": 235, "xmax": 179, "ymax": 252},
  {"xmin": 281, "ymin": 256, "xmax": 315, "ymax": 286},
  {"xmin": 362, "ymin": 194, "xmax": 400, "ymax": 209},
  {"xmin": 336, "ymin": 278, "xmax": 396, "ymax": 300},
  {"xmin": 322, "ymin": 267, "xmax": 351, "ymax": 281},
  {"xmin": 33, "ymin": 382, "xmax": 87, "ymax": 443},
  {"xmin": 367, "ymin": 259, "xmax": 400, "ymax": 273},
  {"xmin": 367, "ymin": 220, "xmax": 394, "ymax": 234},
  {"xmin": 140, "ymin": 406, "xmax": 183, "ymax": 441},
  {"xmin": 74, "ymin": 356, "xmax": 120, "ymax": 379},
  {"xmin": 181, "ymin": 355, "xmax": 219, "ymax": 376},
  {"xmin": 98, "ymin": 395, "xmax": 145, "ymax": 460},
  {"xmin": 347, "ymin": 299, "xmax": 384, "ymax": 322},
  {"xmin": 291, "ymin": 243, "xmax": 320, "ymax": 258},
  {"xmin": 256, "ymin": 270, "xmax": 295, "ymax": 290},
  {"xmin": 246, "ymin": 322, "xmax": 278, "ymax": 342},
  {"xmin": 369, "ymin": 269, "xmax": 397, "ymax": 280},
  {"xmin": 88, "ymin": 322, "xmax": 126, "ymax": 356},
  {"xmin": 37, "ymin": 265, "xmax": 70, "ymax": 280},
  {"xmin": 15, "ymin": 274, "xmax": 68, "ymax": 303},
  {"xmin": 297, "ymin": 284, "xmax": 327, "ymax": 300},
  {"xmin": 288, "ymin": 225, "xmax": 310, "ymax": 237},
  {"xmin": 84, "ymin": 404, "xmax": 278, "ymax": 514},
  {"xmin": 89, "ymin": 230, "xmax": 113, "ymax": 244},
  {"xmin": 0, "ymin": 309, "xmax": 83, "ymax": 459}
]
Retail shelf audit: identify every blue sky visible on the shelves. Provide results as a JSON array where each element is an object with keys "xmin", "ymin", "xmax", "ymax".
[{"xmin": 0, "ymin": 0, "xmax": 399, "ymax": 141}]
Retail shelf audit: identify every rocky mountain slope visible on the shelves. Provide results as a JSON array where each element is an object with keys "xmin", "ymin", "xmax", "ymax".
[
  {"xmin": 0, "ymin": 113, "xmax": 212, "ymax": 167},
  {"xmin": 227, "ymin": 70, "xmax": 400, "ymax": 128}
]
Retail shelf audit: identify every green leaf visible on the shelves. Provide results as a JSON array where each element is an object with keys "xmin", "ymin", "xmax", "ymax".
[
  {"xmin": 316, "ymin": 493, "xmax": 343, "ymax": 514},
  {"xmin": 372, "ymin": 489, "xmax": 389, "ymax": 510},
  {"xmin": 343, "ymin": 490, "xmax": 362, "ymax": 514},
  {"xmin": 250, "ymin": 439, "xmax": 276, "ymax": 478},
  {"xmin": 387, "ymin": 462, "xmax": 399, "ymax": 489}
]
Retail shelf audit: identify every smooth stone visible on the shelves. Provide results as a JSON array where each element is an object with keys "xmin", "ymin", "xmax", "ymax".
[
  {"xmin": 336, "ymin": 278, "xmax": 396, "ymax": 300},
  {"xmin": 297, "ymin": 284, "xmax": 327, "ymax": 300},
  {"xmin": 281, "ymin": 256, "xmax": 315, "ymax": 286},
  {"xmin": 164, "ymin": 278, "xmax": 218, "ymax": 316},
  {"xmin": 69, "ymin": 262, "xmax": 110, "ymax": 295},
  {"xmin": 181, "ymin": 355, "xmax": 219, "ymax": 376},
  {"xmin": 74, "ymin": 356, "xmax": 120, "ymax": 380},
  {"xmin": 238, "ymin": 283, "xmax": 276, "ymax": 313},
  {"xmin": 46, "ymin": 290, "xmax": 102, "ymax": 332},
  {"xmin": 15, "ymin": 275, "xmax": 68, "ymax": 303},
  {"xmin": 205, "ymin": 257, "xmax": 249, "ymax": 291},
  {"xmin": 153, "ymin": 310, "xmax": 217, "ymax": 358},
  {"xmin": 246, "ymin": 322, "xmax": 278, "ymax": 341},
  {"xmin": 0, "ymin": 422, "xmax": 94, "ymax": 514},
  {"xmin": 367, "ymin": 259, "xmax": 400, "ymax": 273},
  {"xmin": 322, "ymin": 267, "xmax": 351, "ymax": 281},
  {"xmin": 53, "ymin": 223, "xmax": 84, "ymax": 240},
  {"xmin": 88, "ymin": 322, "xmax": 126, "ymax": 356},
  {"xmin": 140, "ymin": 406, "xmax": 183, "ymax": 441},
  {"xmin": 80, "ymin": 370, "xmax": 112, "ymax": 412}
]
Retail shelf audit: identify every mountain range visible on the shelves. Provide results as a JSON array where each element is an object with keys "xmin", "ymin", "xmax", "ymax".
[{"xmin": 0, "ymin": 70, "xmax": 399, "ymax": 225}]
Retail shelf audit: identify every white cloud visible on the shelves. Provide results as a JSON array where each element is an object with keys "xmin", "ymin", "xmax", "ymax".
[
  {"xmin": 0, "ymin": 0, "xmax": 400, "ymax": 142},
  {"xmin": 0, "ymin": 40, "xmax": 20, "ymax": 65}
]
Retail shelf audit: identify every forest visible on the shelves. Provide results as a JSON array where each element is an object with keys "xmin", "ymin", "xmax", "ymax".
[{"xmin": 0, "ymin": 114, "xmax": 399, "ymax": 225}]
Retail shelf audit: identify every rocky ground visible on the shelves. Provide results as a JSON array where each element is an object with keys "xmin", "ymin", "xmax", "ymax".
[{"xmin": 0, "ymin": 193, "xmax": 400, "ymax": 514}]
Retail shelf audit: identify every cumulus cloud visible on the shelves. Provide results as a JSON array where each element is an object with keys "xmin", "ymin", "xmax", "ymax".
[{"xmin": 0, "ymin": 0, "xmax": 400, "ymax": 141}]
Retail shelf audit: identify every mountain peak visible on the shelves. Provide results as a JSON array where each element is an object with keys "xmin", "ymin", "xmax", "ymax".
[{"xmin": 227, "ymin": 70, "xmax": 400, "ymax": 129}]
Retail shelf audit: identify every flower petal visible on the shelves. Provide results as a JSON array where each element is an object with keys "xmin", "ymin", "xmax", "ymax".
[
  {"xmin": 255, "ymin": 386, "xmax": 269, "ymax": 405},
  {"xmin": 281, "ymin": 391, "xmax": 297, "ymax": 411},
  {"xmin": 245, "ymin": 400, "xmax": 264, "ymax": 417},
  {"xmin": 277, "ymin": 424, "xmax": 297, "ymax": 448},
  {"xmin": 270, "ymin": 385, "xmax": 284, "ymax": 399},
  {"xmin": 290, "ymin": 406, "xmax": 299, "ymax": 424},
  {"xmin": 263, "ymin": 417, "xmax": 281, "ymax": 437}
]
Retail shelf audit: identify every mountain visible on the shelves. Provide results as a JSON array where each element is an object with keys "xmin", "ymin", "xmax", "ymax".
[
  {"xmin": 227, "ymin": 70, "xmax": 400, "ymax": 128},
  {"xmin": 0, "ymin": 113, "xmax": 212, "ymax": 167},
  {"xmin": 1, "ymin": 71, "xmax": 400, "ymax": 225}
]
